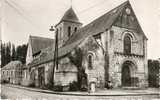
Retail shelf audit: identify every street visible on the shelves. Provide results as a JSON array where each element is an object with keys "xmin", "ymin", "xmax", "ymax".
[{"xmin": 1, "ymin": 84, "xmax": 160, "ymax": 100}]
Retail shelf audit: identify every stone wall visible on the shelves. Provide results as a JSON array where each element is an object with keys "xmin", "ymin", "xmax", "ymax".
[
  {"xmin": 21, "ymin": 69, "xmax": 31, "ymax": 86},
  {"xmin": 54, "ymin": 57, "xmax": 78, "ymax": 86},
  {"xmin": 79, "ymin": 36, "xmax": 105, "ymax": 88},
  {"xmin": 32, "ymin": 56, "xmax": 78, "ymax": 87},
  {"xmin": 56, "ymin": 21, "xmax": 82, "ymax": 47},
  {"xmin": 111, "ymin": 26, "xmax": 144, "ymax": 55},
  {"xmin": 110, "ymin": 54, "xmax": 147, "ymax": 87},
  {"xmin": 108, "ymin": 26, "xmax": 148, "ymax": 88},
  {"xmin": 1, "ymin": 68, "xmax": 22, "ymax": 85}
]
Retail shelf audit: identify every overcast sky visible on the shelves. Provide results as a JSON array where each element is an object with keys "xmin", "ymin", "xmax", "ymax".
[{"xmin": 1, "ymin": 0, "xmax": 160, "ymax": 59}]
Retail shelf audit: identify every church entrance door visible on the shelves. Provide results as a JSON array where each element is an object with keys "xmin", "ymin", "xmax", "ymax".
[{"xmin": 122, "ymin": 61, "xmax": 132, "ymax": 87}]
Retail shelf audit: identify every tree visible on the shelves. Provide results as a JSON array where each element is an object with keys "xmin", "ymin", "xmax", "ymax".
[
  {"xmin": 1, "ymin": 43, "xmax": 6, "ymax": 67},
  {"xmin": 1, "ymin": 42, "xmax": 28, "ymax": 67},
  {"xmin": 5, "ymin": 42, "xmax": 12, "ymax": 65},
  {"xmin": 11, "ymin": 44, "xmax": 16, "ymax": 61},
  {"xmin": 148, "ymin": 59, "xmax": 160, "ymax": 87},
  {"xmin": 15, "ymin": 44, "xmax": 28, "ymax": 64},
  {"xmin": 69, "ymin": 47, "xmax": 87, "ymax": 90},
  {"xmin": 1, "ymin": 42, "xmax": 12, "ymax": 67}
]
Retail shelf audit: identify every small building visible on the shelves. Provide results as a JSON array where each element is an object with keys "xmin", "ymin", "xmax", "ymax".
[
  {"xmin": 23, "ymin": 35, "xmax": 54, "ymax": 86},
  {"xmin": 1, "ymin": 61, "xmax": 23, "ymax": 84}
]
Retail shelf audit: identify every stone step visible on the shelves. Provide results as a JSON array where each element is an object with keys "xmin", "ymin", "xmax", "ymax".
[{"xmin": 122, "ymin": 86, "xmax": 141, "ymax": 90}]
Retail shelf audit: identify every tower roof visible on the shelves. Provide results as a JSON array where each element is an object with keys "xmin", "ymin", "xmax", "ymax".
[{"xmin": 60, "ymin": 7, "xmax": 80, "ymax": 23}]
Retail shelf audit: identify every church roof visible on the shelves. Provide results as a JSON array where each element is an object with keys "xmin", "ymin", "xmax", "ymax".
[
  {"xmin": 29, "ymin": 35, "xmax": 54, "ymax": 55},
  {"xmin": 60, "ymin": 7, "xmax": 80, "ymax": 23}
]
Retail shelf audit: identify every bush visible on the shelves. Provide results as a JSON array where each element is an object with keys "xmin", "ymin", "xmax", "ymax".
[
  {"xmin": 148, "ymin": 60, "xmax": 160, "ymax": 87},
  {"xmin": 105, "ymin": 81, "xmax": 113, "ymax": 89},
  {"xmin": 53, "ymin": 85, "xmax": 63, "ymax": 92},
  {"xmin": 28, "ymin": 82, "xmax": 35, "ymax": 87},
  {"xmin": 1, "ymin": 80, "xmax": 9, "ymax": 84},
  {"xmin": 69, "ymin": 81, "xmax": 78, "ymax": 91},
  {"xmin": 45, "ymin": 83, "xmax": 54, "ymax": 90}
]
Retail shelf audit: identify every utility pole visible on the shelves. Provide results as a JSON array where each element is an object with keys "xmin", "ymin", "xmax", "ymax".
[
  {"xmin": 53, "ymin": 27, "xmax": 58, "ymax": 72},
  {"xmin": 49, "ymin": 26, "xmax": 58, "ymax": 87}
]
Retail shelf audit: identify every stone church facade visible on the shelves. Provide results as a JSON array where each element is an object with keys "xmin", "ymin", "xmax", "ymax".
[{"xmin": 26, "ymin": 1, "xmax": 148, "ymax": 89}]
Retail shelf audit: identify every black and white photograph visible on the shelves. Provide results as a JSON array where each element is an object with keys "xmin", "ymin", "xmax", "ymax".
[{"xmin": 0, "ymin": 0, "xmax": 160, "ymax": 99}]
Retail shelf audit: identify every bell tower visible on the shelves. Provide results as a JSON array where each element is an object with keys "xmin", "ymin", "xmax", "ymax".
[{"xmin": 55, "ymin": 7, "xmax": 82, "ymax": 47}]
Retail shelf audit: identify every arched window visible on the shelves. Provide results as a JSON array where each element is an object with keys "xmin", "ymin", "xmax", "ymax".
[
  {"xmin": 74, "ymin": 27, "xmax": 77, "ymax": 32},
  {"xmin": 88, "ymin": 54, "xmax": 93, "ymax": 70},
  {"xmin": 124, "ymin": 34, "xmax": 131, "ymax": 54},
  {"xmin": 68, "ymin": 26, "xmax": 71, "ymax": 37}
]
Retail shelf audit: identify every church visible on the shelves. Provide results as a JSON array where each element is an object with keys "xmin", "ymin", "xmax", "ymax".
[{"xmin": 26, "ymin": 1, "xmax": 148, "ymax": 90}]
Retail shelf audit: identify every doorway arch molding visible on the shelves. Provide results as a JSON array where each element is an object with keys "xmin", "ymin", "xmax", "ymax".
[
  {"xmin": 120, "ymin": 58, "xmax": 138, "ymax": 77},
  {"xmin": 121, "ymin": 59, "xmax": 138, "ymax": 86}
]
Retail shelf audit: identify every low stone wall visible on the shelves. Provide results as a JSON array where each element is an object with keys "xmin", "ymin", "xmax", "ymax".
[{"xmin": 54, "ymin": 72, "xmax": 77, "ymax": 86}]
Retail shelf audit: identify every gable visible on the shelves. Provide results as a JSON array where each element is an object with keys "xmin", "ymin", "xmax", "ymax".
[
  {"xmin": 113, "ymin": 2, "xmax": 147, "ymax": 38},
  {"xmin": 26, "ymin": 41, "xmax": 33, "ymax": 64}
]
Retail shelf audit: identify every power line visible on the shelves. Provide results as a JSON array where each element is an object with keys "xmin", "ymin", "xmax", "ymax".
[
  {"xmin": 10, "ymin": 0, "xmax": 35, "ymax": 19},
  {"xmin": 4, "ymin": 0, "xmax": 40, "ymax": 29},
  {"xmin": 4, "ymin": 0, "xmax": 33, "ymax": 25},
  {"xmin": 78, "ymin": 0, "xmax": 107, "ymax": 14}
]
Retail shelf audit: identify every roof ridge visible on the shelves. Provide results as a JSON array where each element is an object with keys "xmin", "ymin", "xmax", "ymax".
[
  {"xmin": 30, "ymin": 35, "xmax": 54, "ymax": 40},
  {"xmin": 84, "ymin": 0, "xmax": 129, "ymax": 28}
]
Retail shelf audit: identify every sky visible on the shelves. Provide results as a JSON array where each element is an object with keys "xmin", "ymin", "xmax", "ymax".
[{"xmin": 0, "ymin": 0, "xmax": 160, "ymax": 59}]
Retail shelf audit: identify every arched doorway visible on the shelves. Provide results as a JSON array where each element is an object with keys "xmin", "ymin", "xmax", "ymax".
[{"xmin": 121, "ymin": 61, "xmax": 136, "ymax": 87}]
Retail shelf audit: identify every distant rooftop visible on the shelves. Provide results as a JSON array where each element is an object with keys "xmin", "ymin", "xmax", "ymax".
[{"xmin": 2, "ymin": 61, "xmax": 22, "ymax": 70}]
